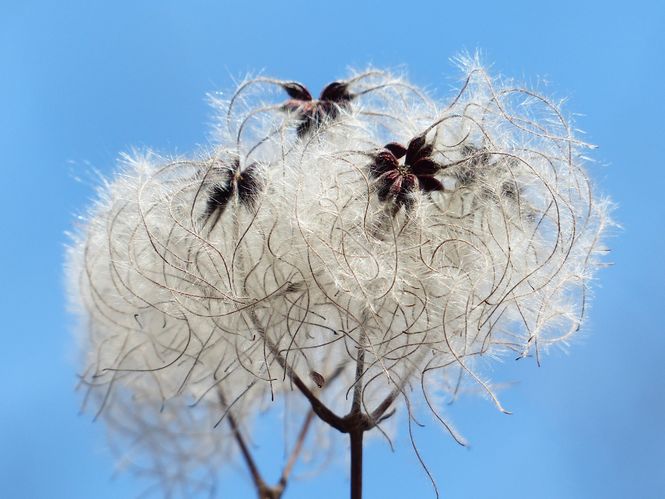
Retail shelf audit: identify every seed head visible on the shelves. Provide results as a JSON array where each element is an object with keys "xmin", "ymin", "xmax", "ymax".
[{"xmin": 67, "ymin": 60, "xmax": 611, "ymax": 494}]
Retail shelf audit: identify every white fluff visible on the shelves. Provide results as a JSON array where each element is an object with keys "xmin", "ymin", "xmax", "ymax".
[{"xmin": 67, "ymin": 59, "xmax": 611, "ymax": 495}]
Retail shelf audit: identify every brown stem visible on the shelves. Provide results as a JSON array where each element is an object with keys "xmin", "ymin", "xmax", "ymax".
[
  {"xmin": 350, "ymin": 430, "xmax": 364, "ymax": 499},
  {"xmin": 218, "ymin": 371, "xmax": 323, "ymax": 497},
  {"xmin": 369, "ymin": 389, "xmax": 399, "ymax": 424},
  {"xmin": 279, "ymin": 410, "xmax": 314, "ymax": 489},
  {"xmin": 218, "ymin": 389, "xmax": 268, "ymax": 496},
  {"xmin": 246, "ymin": 309, "xmax": 390, "ymax": 499},
  {"xmin": 284, "ymin": 364, "xmax": 346, "ymax": 431},
  {"xmin": 350, "ymin": 340, "xmax": 365, "ymax": 414},
  {"xmin": 248, "ymin": 310, "xmax": 346, "ymax": 431},
  {"xmin": 348, "ymin": 328, "xmax": 367, "ymax": 499}
]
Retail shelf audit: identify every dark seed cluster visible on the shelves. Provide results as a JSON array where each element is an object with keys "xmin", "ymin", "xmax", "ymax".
[
  {"xmin": 281, "ymin": 81, "xmax": 354, "ymax": 136},
  {"xmin": 368, "ymin": 135, "xmax": 445, "ymax": 211},
  {"xmin": 203, "ymin": 159, "xmax": 263, "ymax": 227}
]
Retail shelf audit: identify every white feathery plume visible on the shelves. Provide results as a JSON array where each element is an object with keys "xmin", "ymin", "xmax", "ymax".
[{"xmin": 67, "ymin": 59, "xmax": 611, "ymax": 496}]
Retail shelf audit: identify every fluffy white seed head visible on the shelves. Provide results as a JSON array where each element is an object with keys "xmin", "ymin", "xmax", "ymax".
[{"xmin": 67, "ymin": 60, "xmax": 611, "ymax": 493}]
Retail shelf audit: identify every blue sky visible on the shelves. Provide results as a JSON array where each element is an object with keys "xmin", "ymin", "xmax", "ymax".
[{"xmin": 1, "ymin": 1, "xmax": 663, "ymax": 498}]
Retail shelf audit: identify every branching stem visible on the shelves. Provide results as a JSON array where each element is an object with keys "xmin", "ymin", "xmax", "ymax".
[
  {"xmin": 218, "ymin": 389, "xmax": 316, "ymax": 499},
  {"xmin": 245, "ymin": 310, "xmax": 402, "ymax": 498}
]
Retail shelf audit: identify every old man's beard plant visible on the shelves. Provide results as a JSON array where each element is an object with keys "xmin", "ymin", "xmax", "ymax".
[{"xmin": 67, "ymin": 58, "xmax": 610, "ymax": 498}]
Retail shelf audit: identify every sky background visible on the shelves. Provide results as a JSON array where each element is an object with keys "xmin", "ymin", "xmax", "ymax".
[{"xmin": 1, "ymin": 1, "xmax": 664, "ymax": 498}]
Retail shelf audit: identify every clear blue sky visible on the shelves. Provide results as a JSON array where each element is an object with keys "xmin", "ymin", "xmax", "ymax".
[{"xmin": 1, "ymin": 1, "xmax": 663, "ymax": 498}]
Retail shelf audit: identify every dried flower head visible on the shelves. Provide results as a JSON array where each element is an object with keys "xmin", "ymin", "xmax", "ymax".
[
  {"xmin": 369, "ymin": 135, "xmax": 444, "ymax": 211},
  {"xmin": 67, "ymin": 59, "xmax": 611, "ymax": 497},
  {"xmin": 281, "ymin": 80, "xmax": 354, "ymax": 136}
]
